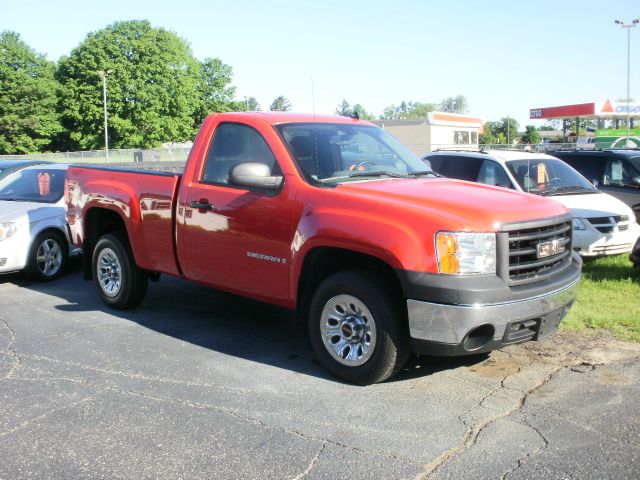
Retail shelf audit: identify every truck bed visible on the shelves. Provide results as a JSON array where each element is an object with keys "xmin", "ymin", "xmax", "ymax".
[{"xmin": 66, "ymin": 165, "xmax": 182, "ymax": 277}]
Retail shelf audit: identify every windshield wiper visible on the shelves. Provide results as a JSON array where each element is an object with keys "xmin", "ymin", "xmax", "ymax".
[
  {"xmin": 407, "ymin": 170, "xmax": 440, "ymax": 177},
  {"xmin": 348, "ymin": 170, "xmax": 407, "ymax": 179},
  {"xmin": 539, "ymin": 185, "xmax": 595, "ymax": 196}
]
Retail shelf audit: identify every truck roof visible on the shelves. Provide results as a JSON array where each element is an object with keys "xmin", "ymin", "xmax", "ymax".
[{"xmin": 206, "ymin": 111, "xmax": 374, "ymax": 126}]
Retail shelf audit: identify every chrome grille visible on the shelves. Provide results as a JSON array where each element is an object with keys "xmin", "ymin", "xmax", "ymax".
[
  {"xmin": 588, "ymin": 215, "xmax": 630, "ymax": 234},
  {"xmin": 503, "ymin": 217, "xmax": 573, "ymax": 285}
]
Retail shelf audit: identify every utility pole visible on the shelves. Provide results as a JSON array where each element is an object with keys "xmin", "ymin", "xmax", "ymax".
[
  {"xmin": 98, "ymin": 69, "xmax": 114, "ymax": 161},
  {"xmin": 615, "ymin": 19, "xmax": 639, "ymax": 147}
]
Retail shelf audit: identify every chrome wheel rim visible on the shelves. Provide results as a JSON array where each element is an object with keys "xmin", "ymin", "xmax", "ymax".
[
  {"xmin": 320, "ymin": 294, "xmax": 377, "ymax": 366},
  {"xmin": 97, "ymin": 248, "xmax": 122, "ymax": 298},
  {"xmin": 36, "ymin": 238, "xmax": 63, "ymax": 277}
]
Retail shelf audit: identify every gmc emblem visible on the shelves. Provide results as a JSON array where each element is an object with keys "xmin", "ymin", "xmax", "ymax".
[{"xmin": 537, "ymin": 239, "xmax": 564, "ymax": 258}]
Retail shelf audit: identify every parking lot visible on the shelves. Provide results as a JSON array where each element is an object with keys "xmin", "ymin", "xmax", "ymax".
[{"xmin": 1, "ymin": 260, "xmax": 639, "ymax": 479}]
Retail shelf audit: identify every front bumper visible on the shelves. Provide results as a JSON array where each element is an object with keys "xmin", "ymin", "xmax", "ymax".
[
  {"xmin": 405, "ymin": 255, "xmax": 581, "ymax": 356},
  {"xmin": 573, "ymin": 222, "xmax": 640, "ymax": 257}
]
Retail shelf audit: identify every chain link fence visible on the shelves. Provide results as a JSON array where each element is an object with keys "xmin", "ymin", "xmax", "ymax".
[{"xmin": 0, "ymin": 146, "xmax": 191, "ymax": 164}]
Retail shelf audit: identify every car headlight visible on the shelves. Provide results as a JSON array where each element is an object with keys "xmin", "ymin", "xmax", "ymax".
[
  {"xmin": 0, "ymin": 222, "xmax": 18, "ymax": 241},
  {"xmin": 573, "ymin": 218, "xmax": 587, "ymax": 231},
  {"xmin": 436, "ymin": 232, "xmax": 496, "ymax": 275}
]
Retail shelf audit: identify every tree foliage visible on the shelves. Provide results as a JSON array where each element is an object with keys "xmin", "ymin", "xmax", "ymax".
[
  {"xmin": 269, "ymin": 95, "xmax": 292, "ymax": 112},
  {"xmin": 0, "ymin": 31, "xmax": 62, "ymax": 154},
  {"xmin": 379, "ymin": 101, "xmax": 436, "ymax": 120},
  {"xmin": 334, "ymin": 99, "xmax": 375, "ymax": 120},
  {"xmin": 438, "ymin": 94, "xmax": 468, "ymax": 114},
  {"xmin": 243, "ymin": 96, "xmax": 261, "ymax": 111},
  {"xmin": 520, "ymin": 125, "xmax": 541, "ymax": 145},
  {"xmin": 194, "ymin": 57, "xmax": 240, "ymax": 125},
  {"xmin": 56, "ymin": 20, "xmax": 204, "ymax": 150}
]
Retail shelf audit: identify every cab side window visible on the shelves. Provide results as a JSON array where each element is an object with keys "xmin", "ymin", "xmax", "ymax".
[
  {"xmin": 477, "ymin": 160, "xmax": 512, "ymax": 188},
  {"xmin": 605, "ymin": 158, "xmax": 636, "ymax": 185},
  {"xmin": 433, "ymin": 155, "xmax": 482, "ymax": 181},
  {"xmin": 202, "ymin": 123, "xmax": 280, "ymax": 185}
]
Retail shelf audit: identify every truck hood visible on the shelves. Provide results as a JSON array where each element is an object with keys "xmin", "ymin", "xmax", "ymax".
[
  {"xmin": 551, "ymin": 192, "xmax": 636, "ymax": 219},
  {"xmin": 336, "ymin": 178, "xmax": 569, "ymax": 230},
  {"xmin": 0, "ymin": 200, "xmax": 65, "ymax": 224}
]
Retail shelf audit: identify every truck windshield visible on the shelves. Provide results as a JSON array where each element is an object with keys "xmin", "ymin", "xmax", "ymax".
[
  {"xmin": 506, "ymin": 158, "xmax": 597, "ymax": 196},
  {"xmin": 277, "ymin": 123, "xmax": 432, "ymax": 184}
]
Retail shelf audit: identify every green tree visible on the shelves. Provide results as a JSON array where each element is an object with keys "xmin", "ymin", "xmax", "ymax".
[
  {"xmin": 56, "ymin": 20, "xmax": 202, "ymax": 150},
  {"xmin": 520, "ymin": 125, "xmax": 541, "ymax": 145},
  {"xmin": 379, "ymin": 101, "xmax": 435, "ymax": 120},
  {"xmin": 438, "ymin": 94, "xmax": 468, "ymax": 114},
  {"xmin": 352, "ymin": 104, "xmax": 375, "ymax": 120},
  {"xmin": 0, "ymin": 31, "xmax": 62, "ymax": 154},
  {"xmin": 194, "ymin": 57, "xmax": 239, "ymax": 124},
  {"xmin": 334, "ymin": 99, "xmax": 374, "ymax": 120},
  {"xmin": 335, "ymin": 99, "xmax": 352, "ymax": 116},
  {"xmin": 269, "ymin": 95, "xmax": 292, "ymax": 112},
  {"xmin": 243, "ymin": 96, "xmax": 261, "ymax": 111}
]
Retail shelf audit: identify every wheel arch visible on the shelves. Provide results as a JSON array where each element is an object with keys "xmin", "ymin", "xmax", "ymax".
[
  {"xmin": 296, "ymin": 246, "xmax": 406, "ymax": 324},
  {"xmin": 82, "ymin": 207, "xmax": 128, "ymax": 280}
]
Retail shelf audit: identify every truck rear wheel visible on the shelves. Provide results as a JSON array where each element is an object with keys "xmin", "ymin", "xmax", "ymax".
[
  {"xmin": 308, "ymin": 270, "xmax": 409, "ymax": 385},
  {"xmin": 92, "ymin": 233, "xmax": 148, "ymax": 310}
]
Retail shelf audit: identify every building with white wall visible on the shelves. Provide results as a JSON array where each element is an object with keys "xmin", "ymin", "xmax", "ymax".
[{"xmin": 373, "ymin": 111, "xmax": 484, "ymax": 156}]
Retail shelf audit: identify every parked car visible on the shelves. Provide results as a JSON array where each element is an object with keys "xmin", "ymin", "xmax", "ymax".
[
  {"xmin": 423, "ymin": 149, "xmax": 640, "ymax": 257},
  {"xmin": 631, "ymin": 237, "xmax": 640, "ymax": 268},
  {"xmin": 0, "ymin": 159, "xmax": 53, "ymax": 182},
  {"xmin": 549, "ymin": 149, "xmax": 640, "ymax": 223},
  {"xmin": 0, "ymin": 163, "xmax": 74, "ymax": 280},
  {"xmin": 66, "ymin": 112, "xmax": 581, "ymax": 385}
]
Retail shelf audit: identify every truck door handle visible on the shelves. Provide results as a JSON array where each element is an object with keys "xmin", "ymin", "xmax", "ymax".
[{"xmin": 189, "ymin": 200, "xmax": 214, "ymax": 212}]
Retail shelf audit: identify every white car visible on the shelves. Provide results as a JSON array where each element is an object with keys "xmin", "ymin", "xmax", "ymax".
[
  {"xmin": 0, "ymin": 163, "xmax": 75, "ymax": 280},
  {"xmin": 424, "ymin": 150, "xmax": 640, "ymax": 257}
]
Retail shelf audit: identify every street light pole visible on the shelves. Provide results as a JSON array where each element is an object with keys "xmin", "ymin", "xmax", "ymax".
[
  {"xmin": 615, "ymin": 19, "xmax": 639, "ymax": 147},
  {"xmin": 98, "ymin": 69, "xmax": 113, "ymax": 162}
]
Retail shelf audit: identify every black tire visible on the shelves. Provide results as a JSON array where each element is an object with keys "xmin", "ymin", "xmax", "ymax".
[
  {"xmin": 308, "ymin": 270, "xmax": 410, "ymax": 385},
  {"xmin": 92, "ymin": 233, "xmax": 148, "ymax": 309},
  {"xmin": 26, "ymin": 230, "xmax": 68, "ymax": 281}
]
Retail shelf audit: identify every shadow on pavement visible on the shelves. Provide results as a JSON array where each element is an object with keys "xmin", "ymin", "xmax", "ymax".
[{"xmin": 10, "ymin": 258, "xmax": 490, "ymax": 384}]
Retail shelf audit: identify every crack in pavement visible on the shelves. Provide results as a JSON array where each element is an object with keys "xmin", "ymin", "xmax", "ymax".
[
  {"xmin": 415, "ymin": 363, "xmax": 564, "ymax": 480},
  {"xmin": 20, "ymin": 353, "xmax": 253, "ymax": 395},
  {"xmin": 291, "ymin": 441, "xmax": 329, "ymax": 480},
  {"xmin": 0, "ymin": 318, "xmax": 20, "ymax": 379},
  {"xmin": 107, "ymin": 386, "xmax": 423, "ymax": 468},
  {"xmin": 499, "ymin": 417, "xmax": 550, "ymax": 480},
  {"xmin": 0, "ymin": 395, "xmax": 95, "ymax": 438}
]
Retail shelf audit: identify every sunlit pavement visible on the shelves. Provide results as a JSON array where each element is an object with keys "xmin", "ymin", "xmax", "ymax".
[{"xmin": 1, "ymin": 262, "xmax": 638, "ymax": 479}]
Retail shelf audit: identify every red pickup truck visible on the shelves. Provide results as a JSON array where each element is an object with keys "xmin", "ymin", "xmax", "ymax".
[{"xmin": 66, "ymin": 112, "xmax": 581, "ymax": 384}]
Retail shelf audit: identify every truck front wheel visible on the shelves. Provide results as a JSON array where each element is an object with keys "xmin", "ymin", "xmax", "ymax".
[
  {"xmin": 92, "ymin": 233, "xmax": 148, "ymax": 310},
  {"xmin": 308, "ymin": 270, "xmax": 409, "ymax": 385}
]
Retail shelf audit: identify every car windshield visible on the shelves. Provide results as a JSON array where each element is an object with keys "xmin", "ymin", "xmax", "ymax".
[
  {"xmin": 277, "ymin": 123, "xmax": 433, "ymax": 184},
  {"xmin": 0, "ymin": 168, "xmax": 66, "ymax": 203},
  {"xmin": 626, "ymin": 155, "xmax": 640, "ymax": 174},
  {"xmin": 506, "ymin": 158, "xmax": 597, "ymax": 196}
]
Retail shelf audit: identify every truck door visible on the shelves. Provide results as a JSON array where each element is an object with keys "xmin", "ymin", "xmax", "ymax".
[{"xmin": 177, "ymin": 122, "xmax": 294, "ymax": 305}]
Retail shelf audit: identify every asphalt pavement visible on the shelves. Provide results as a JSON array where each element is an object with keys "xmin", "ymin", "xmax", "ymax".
[{"xmin": 1, "ymin": 261, "xmax": 638, "ymax": 479}]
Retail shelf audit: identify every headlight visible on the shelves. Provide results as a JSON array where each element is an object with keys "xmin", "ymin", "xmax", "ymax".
[
  {"xmin": 436, "ymin": 232, "xmax": 496, "ymax": 275},
  {"xmin": 0, "ymin": 222, "xmax": 18, "ymax": 241},
  {"xmin": 572, "ymin": 218, "xmax": 587, "ymax": 231}
]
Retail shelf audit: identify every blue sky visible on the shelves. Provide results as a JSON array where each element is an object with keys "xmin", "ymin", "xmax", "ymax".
[{"xmin": 4, "ymin": 0, "xmax": 639, "ymax": 128}]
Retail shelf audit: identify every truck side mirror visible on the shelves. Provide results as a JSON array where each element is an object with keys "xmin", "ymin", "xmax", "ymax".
[
  {"xmin": 230, "ymin": 162, "xmax": 284, "ymax": 190},
  {"xmin": 591, "ymin": 179, "xmax": 599, "ymax": 188}
]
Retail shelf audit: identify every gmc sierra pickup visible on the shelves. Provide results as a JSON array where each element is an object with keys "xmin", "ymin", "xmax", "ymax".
[{"xmin": 66, "ymin": 112, "xmax": 581, "ymax": 384}]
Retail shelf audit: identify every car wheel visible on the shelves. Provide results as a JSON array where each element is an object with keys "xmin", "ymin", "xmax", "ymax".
[
  {"xmin": 308, "ymin": 270, "xmax": 410, "ymax": 385},
  {"xmin": 26, "ymin": 230, "xmax": 68, "ymax": 281},
  {"xmin": 92, "ymin": 233, "xmax": 148, "ymax": 310}
]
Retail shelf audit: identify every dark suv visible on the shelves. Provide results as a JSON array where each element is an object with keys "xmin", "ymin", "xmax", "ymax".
[{"xmin": 550, "ymin": 150, "xmax": 640, "ymax": 222}]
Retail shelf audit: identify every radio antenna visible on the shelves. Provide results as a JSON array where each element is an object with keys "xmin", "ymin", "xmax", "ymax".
[{"xmin": 311, "ymin": 76, "xmax": 316, "ymax": 120}]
